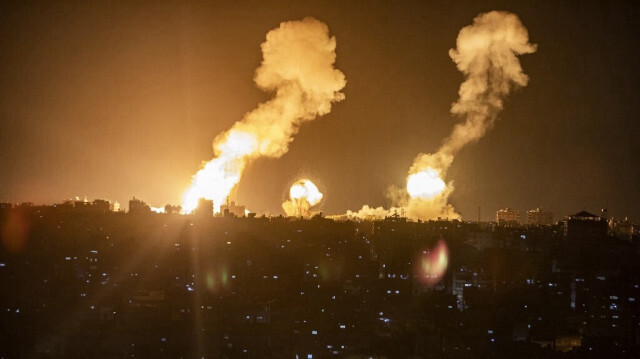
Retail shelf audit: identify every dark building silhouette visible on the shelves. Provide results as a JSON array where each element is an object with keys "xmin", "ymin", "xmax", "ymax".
[
  {"xmin": 195, "ymin": 198, "xmax": 213, "ymax": 217},
  {"xmin": 564, "ymin": 211, "xmax": 607, "ymax": 241},
  {"xmin": 91, "ymin": 199, "xmax": 111, "ymax": 213},
  {"xmin": 128, "ymin": 197, "xmax": 150, "ymax": 215},
  {"xmin": 164, "ymin": 204, "xmax": 182, "ymax": 214},
  {"xmin": 70, "ymin": 199, "xmax": 111, "ymax": 214},
  {"xmin": 220, "ymin": 199, "xmax": 245, "ymax": 218},
  {"xmin": 0, "ymin": 204, "xmax": 639, "ymax": 358},
  {"xmin": 0, "ymin": 202, "xmax": 11, "ymax": 217}
]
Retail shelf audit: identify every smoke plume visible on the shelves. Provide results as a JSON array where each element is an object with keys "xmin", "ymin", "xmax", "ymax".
[
  {"xmin": 405, "ymin": 11, "xmax": 536, "ymax": 220},
  {"xmin": 183, "ymin": 17, "xmax": 346, "ymax": 213},
  {"xmin": 346, "ymin": 11, "xmax": 535, "ymax": 221}
]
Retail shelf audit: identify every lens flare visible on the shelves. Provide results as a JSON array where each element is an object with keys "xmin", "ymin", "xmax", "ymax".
[
  {"xmin": 283, "ymin": 179, "xmax": 323, "ymax": 217},
  {"xmin": 415, "ymin": 239, "xmax": 449, "ymax": 285},
  {"xmin": 406, "ymin": 168, "xmax": 446, "ymax": 199}
]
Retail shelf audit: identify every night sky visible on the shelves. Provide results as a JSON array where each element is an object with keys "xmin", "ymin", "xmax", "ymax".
[{"xmin": 1, "ymin": 0, "xmax": 639, "ymax": 221}]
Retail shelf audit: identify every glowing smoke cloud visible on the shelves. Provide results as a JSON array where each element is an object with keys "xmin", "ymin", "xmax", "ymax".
[
  {"xmin": 183, "ymin": 18, "xmax": 346, "ymax": 213},
  {"xmin": 150, "ymin": 206, "xmax": 165, "ymax": 214},
  {"xmin": 346, "ymin": 11, "xmax": 535, "ymax": 221},
  {"xmin": 406, "ymin": 11, "xmax": 536, "ymax": 220},
  {"xmin": 282, "ymin": 179, "xmax": 323, "ymax": 217}
]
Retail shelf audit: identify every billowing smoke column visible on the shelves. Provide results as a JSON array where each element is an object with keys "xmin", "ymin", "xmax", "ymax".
[
  {"xmin": 347, "ymin": 10, "xmax": 534, "ymax": 222},
  {"xmin": 347, "ymin": 11, "xmax": 535, "ymax": 220},
  {"xmin": 183, "ymin": 18, "xmax": 346, "ymax": 213},
  {"xmin": 282, "ymin": 179, "xmax": 324, "ymax": 217},
  {"xmin": 406, "ymin": 11, "xmax": 536, "ymax": 220}
]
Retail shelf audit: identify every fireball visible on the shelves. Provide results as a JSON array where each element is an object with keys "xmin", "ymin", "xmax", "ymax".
[
  {"xmin": 407, "ymin": 168, "xmax": 446, "ymax": 199},
  {"xmin": 283, "ymin": 179, "xmax": 323, "ymax": 217},
  {"xmin": 181, "ymin": 131, "xmax": 255, "ymax": 214},
  {"xmin": 289, "ymin": 179, "xmax": 323, "ymax": 205},
  {"xmin": 180, "ymin": 18, "xmax": 345, "ymax": 215}
]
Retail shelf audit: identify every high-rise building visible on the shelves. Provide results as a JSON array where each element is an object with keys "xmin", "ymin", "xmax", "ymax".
[
  {"xmin": 564, "ymin": 211, "xmax": 607, "ymax": 240},
  {"xmin": 527, "ymin": 208, "xmax": 553, "ymax": 225},
  {"xmin": 496, "ymin": 208, "xmax": 520, "ymax": 224}
]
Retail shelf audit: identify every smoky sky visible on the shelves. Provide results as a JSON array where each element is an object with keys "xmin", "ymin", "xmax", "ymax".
[{"xmin": 1, "ymin": 0, "xmax": 639, "ymax": 221}]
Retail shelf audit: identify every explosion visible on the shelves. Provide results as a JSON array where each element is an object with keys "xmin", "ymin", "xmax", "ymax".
[
  {"xmin": 406, "ymin": 168, "xmax": 446, "ymax": 199},
  {"xmin": 182, "ymin": 17, "xmax": 346, "ymax": 213},
  {"xmin": 405, "ymin": 11, "xmax": 535, "ymax": 220},
  {"xmin": 282, "ymin": 179, "xmax": 323, "ymax": 217},
  {"xmin": 347, "ymin": 11, "xmax": 535, "ymax": 221}
]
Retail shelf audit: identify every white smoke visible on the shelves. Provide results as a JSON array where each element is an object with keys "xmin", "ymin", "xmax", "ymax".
[
  {"xmin": 406, "ymin": 10, "xmax": 536, "ymax": 220},
  {"xmin": 345, "ymin": 205, "xmax": 396, "ymax": 221},
  {"xmin": 346, "ymin": 11, "xmax": 536, "ymax": 221}
]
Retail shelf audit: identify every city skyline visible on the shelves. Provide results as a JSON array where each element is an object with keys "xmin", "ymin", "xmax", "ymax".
[
  {"xmin": 1, "ymin": 1, "xmax": 639, "ymax": 221},
  {"xmin": 0, "ymin": 201, "xmax": 637, "ymax": 357}
]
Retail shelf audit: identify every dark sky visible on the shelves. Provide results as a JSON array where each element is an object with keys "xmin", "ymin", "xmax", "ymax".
[{"xmin": 1, "ymin": 0, "xmax": 639, "ymax": 221}]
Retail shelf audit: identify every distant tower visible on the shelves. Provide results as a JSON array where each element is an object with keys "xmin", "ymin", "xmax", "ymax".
[
  {"xmin": 496, "ymin": 208, "xmax": 520, "ymax": 224},
  {"xmin": 564, "ymin": 211, "xmax": 607, "ymax": 240},
  {"xmin": 526, "ymin": 208, "xmax": 553, "ymax": 225}
]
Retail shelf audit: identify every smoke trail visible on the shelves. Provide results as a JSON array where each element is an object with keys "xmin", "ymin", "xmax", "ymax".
[
  {"xmin": 443, "ymin": 10, "xmax": 536, "ymax": 155},
  {"xmin": 183, "ymin": 17, "xmax": 346, "ymax": 213},
  {"xmin": 345, "ymin": 11, "xmax": 535, "ymax": 221},
  {"xmin": 404, "ymin": 11, "xmax": 536, "ymax": 220},
  {"xmin": 282, "ymin": 179, "xmax": 323, "ymax": 217}
]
